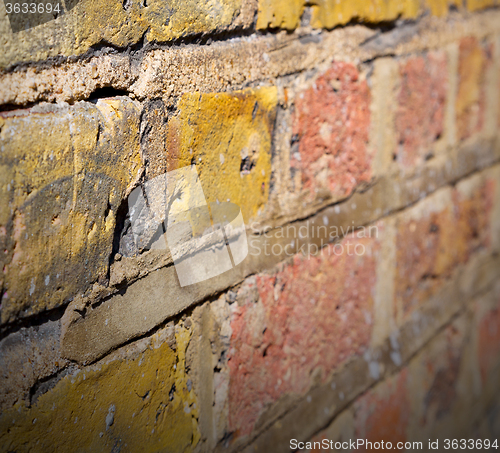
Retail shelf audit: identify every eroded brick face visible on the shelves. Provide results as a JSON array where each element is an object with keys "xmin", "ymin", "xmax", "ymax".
[
  {"xmin": 228, "ymin": 235, "xmax": 378, "ymax": 435},
  {"xmin": 292, "ymin": 62, "xmax": 371, "ymax": 201},
  {"xmin": 354, "ymin": 369, "xmax": 410, "ymax": 448},
  {"xmin": 457, "ymin": 37, "xmax": 493, "ymax": 141},
  {"xmin": 395, "ymin": 52, "xmax": 448, "ymax": 168}
]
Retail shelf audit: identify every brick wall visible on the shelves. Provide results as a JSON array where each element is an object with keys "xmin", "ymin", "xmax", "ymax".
[{"xmin": 1, "ymin": 1, "xmax": 500, "ymax": 452}]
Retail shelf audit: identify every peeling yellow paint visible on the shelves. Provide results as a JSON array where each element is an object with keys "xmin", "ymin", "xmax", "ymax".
[{"xmin": 0, "ymin": 325, "xmax": 199, "ymax": 453}]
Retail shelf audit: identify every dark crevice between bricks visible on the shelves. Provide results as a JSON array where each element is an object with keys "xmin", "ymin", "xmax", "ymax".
[
  {"xmin": 0, "ymin": 102, "xmax": 35, "ymax": 114},
  {"xmin": 0, "ymin": 304, "xmax": 66, "ymax": 342},
  {"xmin": 29, "ymin": 364, "xmax": 79, "ymax": 407},
  {"xmin": 88, "ymin": 87, "xmax": 130, "ymax": 103}
]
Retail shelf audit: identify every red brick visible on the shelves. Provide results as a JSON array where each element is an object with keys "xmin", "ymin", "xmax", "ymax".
[
  {"xmin": 354, "ymin": 369, "xmax": 410, "ymax": 449},
  {"xmin": 421, "ymin": 323, "xmax": 464, "ymax": 423},
  {"xmin": 228, "ymin": 235, "xmax": 378, "ymax": 436},
  {"xmin": 395, "ymin": 180, "xmax": 494, "ymax": 317},
  {"xmin": 478, "ymin": 298, "xmax": 500, "ymax": 383},
  {"xmin": 395, "ymin": 52, "xmax": 448, "ymax": 168},
  {"xmin": 452, "ymin": 178, "xmax": 495, "ymax": 257},
  {"xmin": 457, "ymin": 37, "xmax": 493, "ymax": 141},
  {"xmin": 292, "ymin": 62, "xmax": 371, "ymax": 201}
]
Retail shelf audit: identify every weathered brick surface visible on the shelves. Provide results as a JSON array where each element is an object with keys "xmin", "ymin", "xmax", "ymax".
[
  {"xmin": 0, "ymin": 324, "xmax": 199, "ymax": 453},
  {"xmin": 457, "ymin": 37, "xmax": 493, "ymax": 141},
  {"xmin": 395, "ymin": 52, "xmax": 448, "ymax": 168},
  {"xmin": 175, "ymin": 88, "xmax": 277, "ymax": 223},
  {"xmin": 395, "ymin": 176, "xmax": 494, "ymax": 318},
  {"xmin": 426, "ymin": 0, "xmax": 462, "ymax": 16},
  {"xmin": 0, "ymin": 0, "xmax": 254, "ymax": 68},
  {"xmin": 0, "ymin": 99, "xmax": 142, "ymax": 325},
  {"xmin": 1, "ymin": 2, "xmax": 500, "ymax": 453},
  {"xmin": 292, "ymin": 62, "xmax": 371, "ymax": 202},
  {"xmin": 466, "ymin": 0, "xmax": 499, "ymax": 11},
  {"xmin": 256, "ymin": 0, "xmax": 303, "ymax": 29},
  {"xmin": 256, "ymin": 0, "xmax": 499, "ymax": 31},
  {"xmin": 309, "ymin": 0, "xmax": 420, "ymax": 29},
  {"xmin": 228, "ymin": 234, "xmax": 378, "ymax": 436}
]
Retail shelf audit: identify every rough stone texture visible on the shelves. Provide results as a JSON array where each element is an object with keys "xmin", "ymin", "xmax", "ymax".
[
  {"xmin": 395, "ymin": 51, "xmax": 448, "ymax": 169},
  {"xmin": 292, "ymin": 61, "xmax": 371, "ymax": 203},
  {"xmin": 240, "ymin": 255, "xmax": 500, "ymax": 453},
  {"xmin": 457, "ymin": 36, "xmax": 493, "ymax": 141},
  {"xmin": 0, "ymin": 323, "xmax": 199, "ymax": 453},
  {"xmin": 0, "ymin": 317, "xmax": 66, "ymax": 411},
  {"xmin": 0, "ymin": 0, "xmax": 254, "ymax": 68},
  {"xmin": 60, "ymin": 152, "xmax": 500, "ymax": 366},
  {"xmin": 228, "ymin": 234, "xmax": 378, "ymax": 437},
  {"xmin": 0, "ymin": 99, "xmax": 142, "ymax": 325}
]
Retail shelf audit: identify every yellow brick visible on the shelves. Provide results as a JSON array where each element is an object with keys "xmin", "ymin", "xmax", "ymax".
[
  {"xmin": 0, "ymin": 325, "xmax": 199, "ymax": 452},
  {"xmin": 310, "ymin": 0, "xmax": 420, "ymax": 29},
  {"xmin": 256, "ymin": 0, "xmax": 304, "ymax": 30},
  {"xmin": 425, "ymin": 0, "xmax": 462, "ymax": 16},
  {"xmin": 466, "ymin": 0, "xmax": 498, "ymax": 11},
  {"xmin": 173, "ymin": 87, "xmax": 278, "ymax": 223},
  {"xmin": 0, "ymin": 0, "xmax": 246, "ymax": 68},
  {"xmin": 0, "ymin": 100, "xmax": 142, "ymax": 324}
]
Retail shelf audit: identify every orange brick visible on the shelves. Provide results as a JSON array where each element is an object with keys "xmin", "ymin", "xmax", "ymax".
[{"xmin": 457, "ymin": 37, "xmax": 493, "ymax": 141}]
